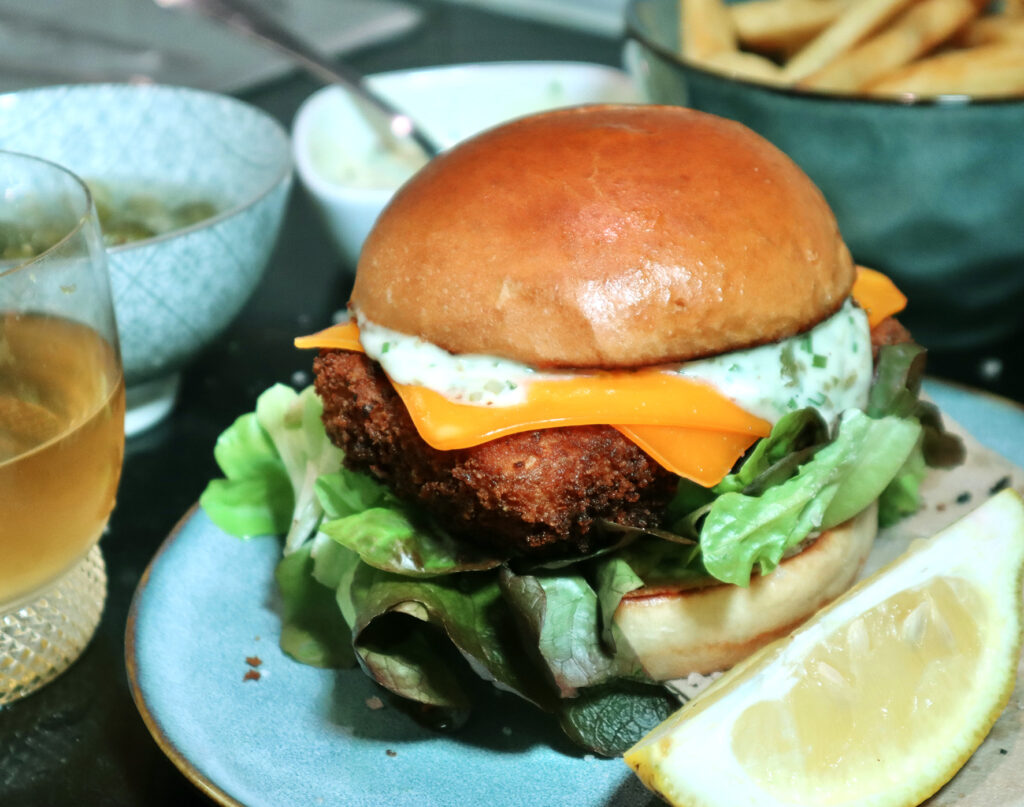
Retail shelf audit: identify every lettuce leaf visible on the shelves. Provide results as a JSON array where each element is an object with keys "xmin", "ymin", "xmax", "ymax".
[
  {"xmin": 700, "ymin": 410, "xmax": 921, "ymax": 586},
  {"xmin": 255, "ymin": 385, "xmax": 345, "ymax": 553},
  {"xmin": 200, "ymin": 384, "xmax": 344, "ymax": 552},
  {"xmin": 878, "ymin": 440, "xmax": 929, "ymax": 528},
  {"xmin": 714, "ymin": 408, "xmax": 830, "ymax": 495},
  {"xmin": 199, "ymin": 411, "xmax": 293, "ymax": 538},
  {"xmin": 499, "ymin": 570, "xmax": 622, "ymax": 697},
  {"xmin": 321, "ymin": 506, "xmax": 504, "ymax": 578},
  {"xmin": 274, "ymin": 542, "xmax": 355, "ymax": 668},
  {"xmin": 345, "ymin": 564, "xmax": 558, "ymax": 714},
  {"xmin": 200, "ymin": 353, "xmax": 961, "ymax": 755},
  {"xmin": 868, "ymin": 342, "xmax": 964, "ymax": 468},
  {"xmin": 556, "ymin": 681, "xmax": 680, "ymax": 757}
]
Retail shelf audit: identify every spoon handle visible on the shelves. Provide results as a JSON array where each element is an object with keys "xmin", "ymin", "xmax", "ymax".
[{"xmin": 154, "ymin": 0, "xmax": 440, "ymax": 157}]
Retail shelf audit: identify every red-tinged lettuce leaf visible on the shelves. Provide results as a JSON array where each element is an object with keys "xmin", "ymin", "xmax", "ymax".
[
  {"xmin": 354, "ymin": 610, "xmax": 475, "ymax": 728},
  {"xmin": 868, "ymin": 342, "xmax": 964, "ymax": 469},
  {"xmin": 498, "ymin": 570, "xmax": 623, "ymax": 698},
  {"xmin": 345, "ymin": 563, "xmax": 560, "ymax": 718},
  {"xmin": 309, "ymin": 534, "xmax": 678, "ymax": 752},
  {"xmin": 557, "ymin": 681, "xmax": 680, "ymax": 758}
]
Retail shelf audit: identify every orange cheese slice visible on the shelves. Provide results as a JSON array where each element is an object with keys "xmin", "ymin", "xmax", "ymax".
[
  {"xmin": 615, "ymin": 425, "xmax": 760, "ymax": 487},
  {"xmin": 390, "ymin": 373, "xmax": 769, "ymax": 444},
  {"xmin": 854, "ymin": 266, "xmax": 907, "ymax": 328},
  {"xmin": 294, "ymin": 273, "xmax": 903, "ymax": 485},
  {"xmin": 296, "ymin": 320, "xmax": 770, "ymax": 484},
  {"xmin": 295, "ymin": 323, "xmax": 364, "ymax": 352}
]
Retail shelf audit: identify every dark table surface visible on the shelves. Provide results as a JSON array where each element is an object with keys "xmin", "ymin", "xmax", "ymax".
[{"xmin": 2, "ymin": 2, "xmax": 1022, "ymax": 805}]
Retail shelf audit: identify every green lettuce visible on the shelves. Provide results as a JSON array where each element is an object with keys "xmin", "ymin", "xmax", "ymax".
[
  {"xmin": 199, "ymin": 409, "xmax": 293, "ymax": 538},
  {"xmin": 699, "ymin": 410, "xmax": 921, "ymax": 586},
  {"xmin": 200, "ymin": 384, "xmax": 343, "ymax": 552},
  {"xmin": 199, "ymin": 342, "xmax": 961, "ymax": 755},
  {"xmin": 867, "ymin": 342, "xmax": 964, "ymax": 526},
  {"xmin": 313, "ymin": 466, "xmax": 507, "ymax": 576},
  {"xmin": 274, "ymin": 542, "xmax": 355, "ymax": 668}
]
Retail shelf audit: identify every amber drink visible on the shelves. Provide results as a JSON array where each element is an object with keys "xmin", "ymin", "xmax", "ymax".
[{"xmin": 0, "ymin": 152, "xmax": 124, "ymax": 704}]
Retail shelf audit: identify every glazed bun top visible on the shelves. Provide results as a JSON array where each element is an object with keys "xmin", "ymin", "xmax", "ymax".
[{"xmin": 351, "ymin": 105, "xmax": 854, "ymax": 368}]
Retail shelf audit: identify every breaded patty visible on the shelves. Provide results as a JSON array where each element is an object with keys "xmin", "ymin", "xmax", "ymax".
[
  {"xmin": 314, "ymin": 350, "xmax": 678, "ymax": 556},
  {"xmin": 313, "ymin": 316, "xmax": 909, "ymax": 557}
]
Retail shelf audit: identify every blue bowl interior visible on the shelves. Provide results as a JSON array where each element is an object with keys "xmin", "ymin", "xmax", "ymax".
[{"xmin": 0, "ymin": 84, "xmax": 290, "ymax": 216}]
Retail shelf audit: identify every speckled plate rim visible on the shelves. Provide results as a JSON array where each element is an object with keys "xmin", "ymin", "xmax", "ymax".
[
  {"xmin": 123, "ymin": 508, "xmax": 651, "ymax": 806},
  {"xmin": 123, "ymin": 378, "xmax": 1024, "ymax": 806}
]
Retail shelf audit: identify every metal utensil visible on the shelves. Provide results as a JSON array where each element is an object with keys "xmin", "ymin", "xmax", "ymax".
[{"xmin": 153, "ymin": 0, "xmax": 440, "ymax": 158}]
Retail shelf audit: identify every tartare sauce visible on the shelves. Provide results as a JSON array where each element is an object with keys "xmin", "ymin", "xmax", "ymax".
[{"xmin": 353, "ymin": 300, "xmax": 873, "ymax": 426}]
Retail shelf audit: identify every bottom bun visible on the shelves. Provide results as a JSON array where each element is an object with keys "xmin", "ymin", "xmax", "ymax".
[{"xmin": 614, "ymin": 503, "xmax": 878, "ymax": 681}]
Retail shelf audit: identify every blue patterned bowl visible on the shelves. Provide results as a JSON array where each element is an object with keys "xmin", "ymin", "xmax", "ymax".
[
  {"xmin": 625, "ymin": 0, "xmax": 1024, "ymax": 350},
  {"xmin": 0, "ymin": 84, "xmax": 292, "ymax": 432}
]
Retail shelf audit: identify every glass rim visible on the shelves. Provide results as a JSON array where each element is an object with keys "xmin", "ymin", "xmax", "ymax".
[{"xmin": 0, "ymin": 149, "xmax": 96, "ymax": 281}]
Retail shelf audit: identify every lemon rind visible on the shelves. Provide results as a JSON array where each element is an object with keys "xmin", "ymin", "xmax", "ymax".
[{"xmin": 625, "ymin": 489, "xmax": 1024, "ymax": 807}]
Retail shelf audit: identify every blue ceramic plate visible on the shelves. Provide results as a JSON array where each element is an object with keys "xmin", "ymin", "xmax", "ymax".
[{"xmin": 126, "ymin": 379, "xmax": 1024, "ymax": 807}]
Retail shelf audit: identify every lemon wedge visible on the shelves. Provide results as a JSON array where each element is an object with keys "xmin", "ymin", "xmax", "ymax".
[{"xmin": 624, "ymin": 488, "xmax": 1024, "ymax": 807}]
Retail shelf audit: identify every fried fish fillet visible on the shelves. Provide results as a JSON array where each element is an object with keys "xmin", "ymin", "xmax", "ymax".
[{"xmin": 314, "ymin": 350, "xmax": 677, "ymax": 556}]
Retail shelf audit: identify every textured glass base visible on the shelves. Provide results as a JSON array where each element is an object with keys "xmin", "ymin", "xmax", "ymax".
[{"xmin": 0, "ymin": 546, "xmax": 106, "ymax": 705}]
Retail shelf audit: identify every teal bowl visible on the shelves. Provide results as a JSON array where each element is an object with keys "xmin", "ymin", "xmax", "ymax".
[
  {"xmin": 0, "ymin": 84, "xmax": 292, "ymax": 433},
  {"xmin": 624, "ymin": 0, "xmax": 1024, "ymax": 349}
]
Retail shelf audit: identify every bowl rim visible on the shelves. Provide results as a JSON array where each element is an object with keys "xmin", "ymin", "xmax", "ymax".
[
  {"xmin": 624, "ymin": 0, "xmax": 1024, "ymax": 108},
  {"xmin": 0, "ymin": 82, "xmax": 294, "ymax": 252},
  {"xmin": 291, "ymin": 59, "xmax": 642, "ymax": 203}
]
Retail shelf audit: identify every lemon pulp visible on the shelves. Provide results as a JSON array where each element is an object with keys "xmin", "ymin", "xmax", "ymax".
[{"xmin": 625, "ymin": 489, "xmax": 1024, "ymax": 807}]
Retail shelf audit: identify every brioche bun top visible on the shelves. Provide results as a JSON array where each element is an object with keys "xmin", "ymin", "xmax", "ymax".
[{"xmin": 351, "ymin": 105, "xmax": 854, "ymax": 367}]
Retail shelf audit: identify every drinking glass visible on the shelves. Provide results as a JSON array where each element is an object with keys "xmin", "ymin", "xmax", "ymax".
[{"xmin": 0, "ymin": 151, "xmax": 125, "ymax": 704}]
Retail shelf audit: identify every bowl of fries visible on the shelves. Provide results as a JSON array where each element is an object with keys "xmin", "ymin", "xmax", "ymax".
[{"xmin": 625, "ymin": 0, "xmax": 1024, "ymax": 347}]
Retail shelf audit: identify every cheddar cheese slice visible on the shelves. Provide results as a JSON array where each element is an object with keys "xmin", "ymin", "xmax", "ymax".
[
  {"xmin": 853, "ymin": 266, "xmax": 907, "ymax": 328},
  {"xmin": 296, "ymin": 320, "xmax": 770, "ymax": 482},
  {"xmin": 295, "ymin": 270, "xmax": 905, "ymax": 485}
]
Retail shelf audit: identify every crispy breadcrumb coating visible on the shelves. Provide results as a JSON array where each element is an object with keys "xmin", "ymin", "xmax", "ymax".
[
  {"xmin": 313, "ymin": 316, "xmax": 910, "ymax": 557},
  {"xmin": 314, "ymin": 350, "xmax": 677, "ymax": 556}
]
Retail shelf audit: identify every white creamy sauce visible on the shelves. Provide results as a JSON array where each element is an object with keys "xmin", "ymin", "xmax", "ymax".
[
  {"xmin": 353, "ymin": 312, "xmax": 539, "ymax": 405},
  {"xmin": 676, "ymin": 301, "xmax": 872, "ymax": 424},
  {"xmin": 313, "ymin": 79, "xmax": 576, "ymax": 190},
  {"xmin": 316, "ymin": 140, "xmax": 428, "ymax": 189},
  {"xmin": 353, "ymin": 300, "xmax": 872, "ymax": 426}
]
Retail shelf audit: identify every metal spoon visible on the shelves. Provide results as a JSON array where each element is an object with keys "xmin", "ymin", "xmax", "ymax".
[{"xmin": 153, "ymin": 0, "xmax": 441, "ymax": 159}]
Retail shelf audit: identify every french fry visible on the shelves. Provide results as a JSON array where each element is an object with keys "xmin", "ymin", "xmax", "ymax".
[
  {"xmin": 955, "ymin": 14, "xmax": 1024, "ymax": 46},
  {"xmin": 799, "ymin": 0, "xmax": 982, "ymax": 91},
  {"xmin": 866, "ymin": 42, "xmax": 1024, "ymax": 95},
  {"xmin": 780, "ymin": 0, "xmax": 918, "ymax": 81},
  {"xmin": 702, "ymin": 49, "xmax": 789, "ymax": 82},
  {"xmin": 731, "ymin": 0, "xmax": 855, "ymax": 53},
  {"xmin": 680, "ymin": 0, "xmax": 739, "ymax": 59},
  {"xmin": 676, "ymin": 0, "xmax": 1024, "ymax": 98}
]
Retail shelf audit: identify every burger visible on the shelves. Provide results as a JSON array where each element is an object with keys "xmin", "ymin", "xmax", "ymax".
[{"xmin": 204, "ymin": 105, "xmax": 961, "ymax": 754}]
